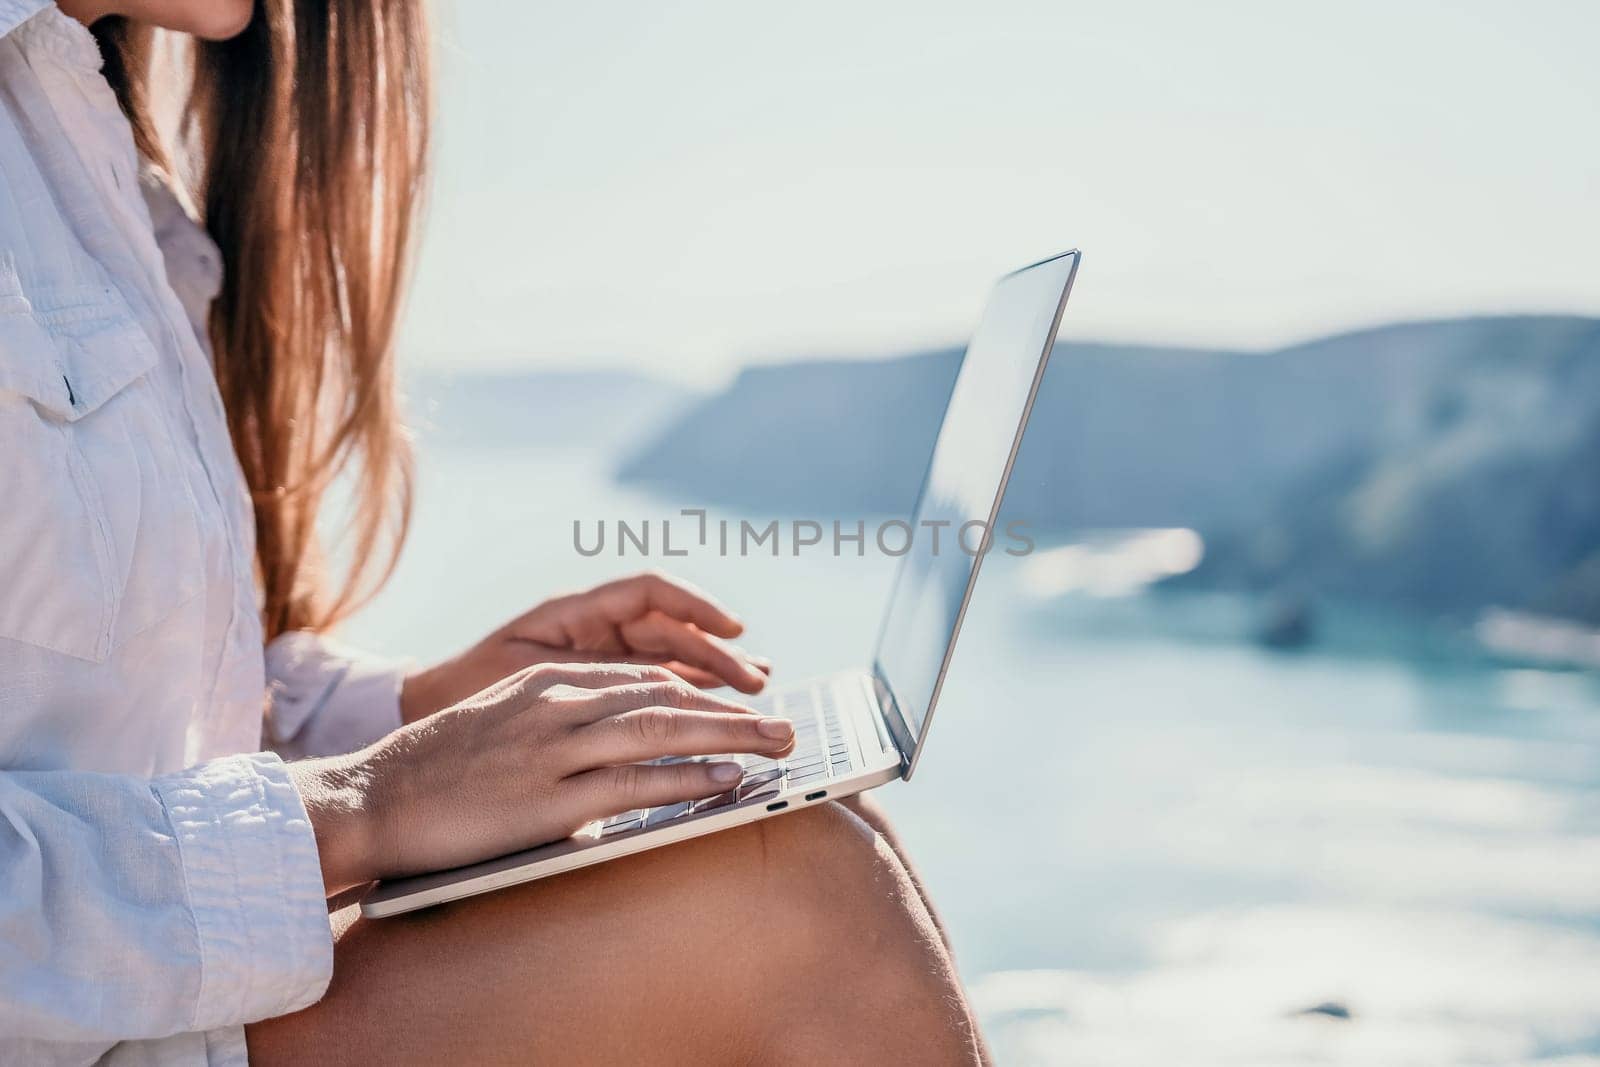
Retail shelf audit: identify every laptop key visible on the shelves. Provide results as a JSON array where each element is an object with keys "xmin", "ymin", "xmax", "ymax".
[
  {"xmin": 738, "ymin": 776, "xmax": 783, "ymax": 802},
  {"xmin": 644, "ymin": 801, "xmax": 694, "ymax": 827},
  {"xmin": 691, "ymin": 789, "xmax": 739, "ymax": 814},
  {"xmin": 740, "ymin": 768, "xmax": 783, "ymax": 791}
]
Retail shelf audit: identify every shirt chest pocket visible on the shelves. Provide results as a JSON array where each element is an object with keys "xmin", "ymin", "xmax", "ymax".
[{"xmin": 0, "ymin": 281, "xmax": 205, "ymax": 663}]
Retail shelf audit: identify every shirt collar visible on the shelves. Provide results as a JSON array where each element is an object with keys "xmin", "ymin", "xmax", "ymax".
[
  {"xmin": 2, "ymin": 3, "xmax": 103, "ymax": 74},
  {"xmin": 0, "ymin": 0, "xmax": 53, "ymax": 41}
]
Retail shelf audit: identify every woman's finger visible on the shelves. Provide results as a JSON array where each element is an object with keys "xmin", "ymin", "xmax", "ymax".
[
  {"xmin": 442, "ymin": 660, "xmax": 672, "ymax": 713},
  {"xmin": 560, "ymin": 678, "xmax": 759, "ymax": 725},
  {"xmin": 565, "ymin": 759, "xmax": 750, "ymax": 820},
  {"xmin": 512, "ymin": 660, "xmax": 679, "ymax": 693},
  {"xmin": 619, "ymin": 613, "xmax": 766, "ymax": 693},
  {"xmin": 565, "ymin": 707, "xmax": 794, "ymax": 770},
  {"xmin": 550, "ymin": 655, "xmax": 730, "ymax": 692},
  {"xmin": 657, "ymin": 661, "xmax": 726, "ymax": 689},
  {"xmin": 592, "ymin": 572, "xmax": 744, "ymax": 639}
]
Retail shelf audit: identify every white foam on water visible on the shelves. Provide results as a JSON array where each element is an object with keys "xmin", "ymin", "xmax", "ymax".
[{"xmin": 975, "ymin": 907, "xmax": 1600, "ymax": 1066}]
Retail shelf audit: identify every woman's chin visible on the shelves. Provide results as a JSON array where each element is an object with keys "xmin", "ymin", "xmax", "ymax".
[
  {"xmin": 112, "ymin": 0, "xmax": 255, "ymax": 41},
  {"xmin": 180, "ymin": 5, "xmax": 254, "ymax": 42}
]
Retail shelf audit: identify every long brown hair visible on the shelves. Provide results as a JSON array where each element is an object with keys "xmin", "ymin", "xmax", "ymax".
[{"xmin": 93, "ymin": 2, "xmax": 430, "ymax": 641}]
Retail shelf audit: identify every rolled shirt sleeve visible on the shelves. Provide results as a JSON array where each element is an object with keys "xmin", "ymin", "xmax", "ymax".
[
  {"xmin": 0, "ymin": 752, "xmax": 333, "ymax": 1050},
  {"xmin": 264, "ymin": 631, "xmax": 408, "ymax": 758}
]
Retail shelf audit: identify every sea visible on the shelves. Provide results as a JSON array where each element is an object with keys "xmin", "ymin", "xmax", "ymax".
[{"xmin": 345, "ymin": 440, "xmax": 1600, "ymax": 1066}]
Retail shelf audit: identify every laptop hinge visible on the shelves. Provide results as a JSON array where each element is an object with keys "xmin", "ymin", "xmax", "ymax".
[{"xmin": 869, "ymin": 667, "xmax": 916, "ymax": 776}]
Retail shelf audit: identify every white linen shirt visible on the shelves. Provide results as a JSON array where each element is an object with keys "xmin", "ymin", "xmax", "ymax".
[{"xmin": 0, "ymin": 4, "xmax": 408, "ymax": 1063}]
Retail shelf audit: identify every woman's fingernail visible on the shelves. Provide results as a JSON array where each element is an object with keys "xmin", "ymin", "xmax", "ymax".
[
  {"xmin": 757, "ymin": 717, "xmax": 793, "ymax": 739},
  {"xmin": 710, "ymin": 761, "xmax": 743, "ymax": 783}
]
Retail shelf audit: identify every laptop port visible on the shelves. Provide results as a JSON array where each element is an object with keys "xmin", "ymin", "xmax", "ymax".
[
  {"xmin": 805, "ymin": 790, "xmax": 828, "ymax": 802},
  {"xmin": 765, "ymin": 801, "xmax": 788, "ymax": 812}
]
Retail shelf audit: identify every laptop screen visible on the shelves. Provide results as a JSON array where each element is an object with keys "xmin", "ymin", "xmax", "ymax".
[{"xmin": 873, "ymin": 251, "xmax": 1078, "ymax": 774}]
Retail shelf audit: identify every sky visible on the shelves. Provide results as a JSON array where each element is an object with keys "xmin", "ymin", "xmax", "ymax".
[{"xmin": 401, "ymin": 0, "xmax": 1600, "ymax": 385}]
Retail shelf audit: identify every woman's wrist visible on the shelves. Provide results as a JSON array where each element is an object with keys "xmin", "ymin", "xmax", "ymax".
[
  {"xmin": 398, "ymin": 665, "xmax": 435, "ymax": 725},
  {"xmin": 402, "ymin": 643, "xmax": 517, "ymax": 724},
  {"xmin": 289, "ymin": 754, "xmax": 382, "ymax": 896},
  {"xmin": 401, "ymin": 655, "xmax": 467, "ymax": 724}
]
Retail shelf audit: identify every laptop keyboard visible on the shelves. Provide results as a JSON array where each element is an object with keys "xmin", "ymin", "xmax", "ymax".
[{"xmin": 597, "ymin": 682, "xmax": 855, "ymax": 837}]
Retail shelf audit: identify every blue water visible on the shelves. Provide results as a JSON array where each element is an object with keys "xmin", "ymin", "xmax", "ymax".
[{"xmin": 348, "ymin": 445, "xmax": 1600, "ymax": 1066}]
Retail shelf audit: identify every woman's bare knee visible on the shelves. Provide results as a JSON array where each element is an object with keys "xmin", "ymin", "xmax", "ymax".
[
  {"xmin": 837, "ymin": 790, "xmax": 889, "ymax": 828},
  {"xmin": 250, "ymin": 808, "xmax": 979, "ymax": 1065},
  {"xmin": 833, "ymin": 792, "xmax": 957, "ymax": 958},
  {"xmin": 750, "ymin": 800, "xmax": 882, "ymax": 882},
  {"xmin": 738, "ymin": 805, "xmax": 980, "ymax": 1063}
]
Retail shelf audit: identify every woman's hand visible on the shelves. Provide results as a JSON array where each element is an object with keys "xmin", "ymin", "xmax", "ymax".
[
  {"xmin": 294, "ymin": 662, "xmax": 795, "ymax": 895},
  {"xmin": 401, "ymin": 572, "xmax": 771, "ymax": 722}
]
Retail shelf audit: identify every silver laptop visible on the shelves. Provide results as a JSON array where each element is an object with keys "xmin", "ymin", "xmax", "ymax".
[{"xmin": 362, "ymin": 249, "xmax": 1081, "ymax": 918}]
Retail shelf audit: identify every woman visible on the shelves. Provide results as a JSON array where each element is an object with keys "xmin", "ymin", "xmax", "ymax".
[{"xmin": 0, "ymin": 0, "xmax": 989, "ymax": 1063}]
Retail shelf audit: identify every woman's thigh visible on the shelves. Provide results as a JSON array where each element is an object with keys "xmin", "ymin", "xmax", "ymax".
[{"xmin": 247, "ymin": 802, "xmax": 982, "ymax": 1066}]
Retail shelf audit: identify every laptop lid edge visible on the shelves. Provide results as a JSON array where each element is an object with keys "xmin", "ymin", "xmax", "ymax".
[{"xmin": 873, "ymin": 248, "xmax": 1081, "ymax": 782}]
